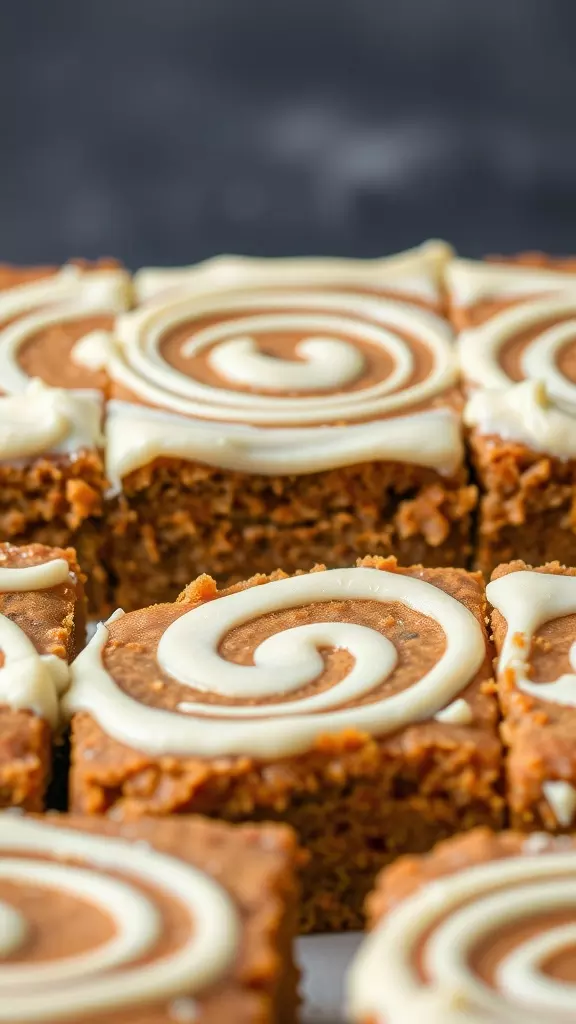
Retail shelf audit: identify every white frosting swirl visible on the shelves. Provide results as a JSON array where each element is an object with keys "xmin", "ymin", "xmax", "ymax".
[
  {"xmin": 447, "ymin": 257, "xmax": 576, "ymax": 307},
  {"xmin": 460, "ymin": 294, "xmax": 576, "ymax": 455},
  {"xmin": 103, "ymin": 276, "xmax": 462, "ymax": 480},
  {"xmin": 112, "ymin": 289, "xmax": 455, "ymax": 425},
  {"xmin": 348, "ymin": 849, "xmax": 576, "ymax": 1023},
  {"xmin": 0, "ymin": 265, "xmax": 129, "ymax": 461},
  {"xmin": 63, "ymin": 567, "xmax": 485, "ymax": 758},
  {"xmin": 0, "ymin": 815, "xmax": 239, "ymax": 1021},
  {"xmin": 206, "ymin": 329, "xmax": 366, "ymax": 391},
  {"xmin": 0, "ymin": 265, "xmax": 130, "ymax": 332},
  {"xmin": 487, "ymin": 568, "xmax": 576, "ymax": 709},
  {"xmin": 0, "ymin": 558, "xmax": 72, "ymax": 726},
  {"xmin": 459, "ymin": 294, "xmax": 576, "ymax": 397}
]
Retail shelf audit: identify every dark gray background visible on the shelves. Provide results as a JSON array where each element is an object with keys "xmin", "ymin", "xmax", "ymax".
[{"xmin": 2, "ymin": 0, "xmax": 576, "ymax": 267}]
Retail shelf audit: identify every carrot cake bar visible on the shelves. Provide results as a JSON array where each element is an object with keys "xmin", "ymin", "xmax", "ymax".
[
  {"xmin": 447, "ymin": 255, "xmax": 576, "ymax": 575},
  {"xmin": 0, "ymin": 259, "xmax": 131, "ymax": 613},
  {"xmin": 0, "ymin": 811, "xmax": 299, "ymax": 1023},
  {"xmin": 0, "ymin": 542, "xmax": 84, "ymax": 810},
  {"xmin": 347, "ymin": 827, "xmax": 576, "ymax": 1023},
  {"xmin": 489, "ymin": 559, "xmax": 576, "ymax": 832},
  {"xmin": 63, "ymin": 555, "xmax": 503, "ymax": 932},
  {"xmin": 102, "ymin": 241, "xmax": 476, "ymax": 610}
]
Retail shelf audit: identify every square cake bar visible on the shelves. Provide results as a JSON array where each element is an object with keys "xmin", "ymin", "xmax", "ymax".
[
  {"xmin": 64, "ymin": 555, "xmax": 503, "ymax": 932},
  {"xmin": 0, "ymin": 811, "xmax": 300, "ymax": 1023},
  {"xmin": 489, "ymin": 559, "xmax": 576, "ymax": 832},
  {"xmin": 347, "ymin": 827, "xmax": 576, "ymax": 1022},
  {"xmin": 0, "ymin": 259, "xmax": 132, "ymax": 613},
  {"xmin": 103, "ymin": 241, "xmax": 476, "ymax": 610},
  {"xmin": 0, "ymin": 542, "xmax": 84, "ymax": 810},
  {"xmin": 446, "ymin": 255, "xmax": 576, "ymax": 576}
]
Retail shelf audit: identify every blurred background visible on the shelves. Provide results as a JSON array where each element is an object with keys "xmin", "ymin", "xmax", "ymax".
[{"xmin": 2, "ymin": 0, "xmax": 576, "ymax": 267}]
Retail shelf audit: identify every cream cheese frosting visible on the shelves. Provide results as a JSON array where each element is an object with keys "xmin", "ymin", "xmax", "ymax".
[
  {"xmin": 0, "ymin": 815, "xmax": 239, "ymax": 1021},
  {"xmin": 63, "ymin": 566, "xmax": 485, "ymax": 759},
  {"xmin": 0, "ymin": 557, "xmax": 73, "ymax": 726},
  {"xmin": 0, "ymin": 265, "xmax": 129, "ymax": 462},
  {"xmin": 104, "ymin": 400, "xmax": 463, "ymax": 490},
  {"xmin": 460, "ymin": 292, "xmax": 576, "ymax": 454},
  {"xmin": 487, "ymin": 568, "xmax": 576, "ymax": 710},
  {"xmin": 347, "ymin": 849, "xmax": 576, "ymax": 1023},
  {"xmin": 103, "ymin": 260, "xmax": 463, "ymax": 479},
  {"xmin": 447, "ymin": 257, "xmax": 576, "ymax": 306},
  {"xmin": 464, "ymin": 378, "xmax": 576, "ymax": 458},
  {"xmin": 0, "ymin": 380, "xmax": 103, "ymax": 462},
  {"xmin": 134, "ymin": 240, "xmax": 454, "ymax": 304}
]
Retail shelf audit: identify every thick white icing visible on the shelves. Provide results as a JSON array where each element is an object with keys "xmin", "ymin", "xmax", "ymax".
[
  {"xmin": 464, "ymin": 379, "xmax": 576, "ymax": 457},
  {"xmin": 0, "ymin": 265, "xmax": 130, "ymax": 330},
  {"xmin": 447, "ymin": 258, "xmax": 576, "ymax": 307},
  {"xmin": 0, "ymin": 306, "xmax": 124, "ymax": 396},
  {"xmin": 133, "ymin": 240, "xmax": 454, "ymax": 304},
  {"xmin": 0, "ymin": 558, "xmax": 69, "ymax": 591},
  {"xmin": 112, "ymin": 290, "xmax": 455, "ymax": 424},
  {"xmin": 487, "ymin": 569, "xmax": 576, "ymax": 708},
  {"xmin": 105, "ymin": 400, "xmax": 463, "ymax": 488},
  {"xmin": 0, "ymin": 266, "xmax": 128, "ymax": 461},
  {"xmin": 433, "ymin": 698, "xmax": 473, "ymax": 725},
  {"xmin": 542, "ymin": 780, "xmax": 576, "ymax": 827},
  {"xmin": 103, "ymin": 277, "xmax": 461, "ymax": 479},
  {"xmin": 0, "ymin": 815, "xmax": 239, "ymax": 1021},
  {"xmin": 0, "ymin": 559, "xmax": 72, "ymax": 726},
  {"xmin": 0, "ymin": 380, "xmax": 103, "ymax": 462},
  {"xmin": 63, "ymin": 566, "xmax": 485, "ymax": 759},
  {"xmin": 70, "ymin": 329, "xmax": 115, "ymax": 372},
  {"xmin": 459, "ymin": 294, "xmax": 576, "ymax": 395},
  {"xmin": 347, "ymin": 850, "xmax": 576, "ymax": 1022},
  {"xmin": 206, "ymin": 329, "xmax": 367, "ymax": 391},
  {"xmin": 460, "ymin": 294, "xmax": 576, "ymax": 453}
]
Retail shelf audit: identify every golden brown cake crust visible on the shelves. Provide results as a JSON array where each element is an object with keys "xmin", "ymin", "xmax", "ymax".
[
  {"xmin": 0, "ymin": 542, "xmax": 85, "ymax": 811},
  {"xmin": 69, "ymin": 555, "xmax": 503, "ymax": 932}
]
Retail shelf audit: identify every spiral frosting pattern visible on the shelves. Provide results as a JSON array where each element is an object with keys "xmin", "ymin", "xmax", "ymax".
[
  {"xmin": 0, "ymin": 558, "xmax": 72, "ymax": 727},
  {"xmin": 104, "ymin": 276, "xmax": 464, "ymax": 482},
  {"xmin": 348, "ymin": 845, "xmax": 576, "ymax": 1023},
  {"xmin": 111, "ymin": 289, "xmax": 456, "ymax": 425},
  {"xmin": 461, "ymin": 293, "xmax": 576, "ymax": 457},
  {"xmin": 459, "ymin": 294, "xmax": 576, "ymax": 400},
  {"xmin": 0, "ymin": 815, "xmax": 239, "ymax": 1022},
  {"xmin": 0, "ymin": 265, "xmax": 129, "ymax": 460},
  {"xmin": 64, "ymin": 566, "xmax": 486, "ymax": 758}
]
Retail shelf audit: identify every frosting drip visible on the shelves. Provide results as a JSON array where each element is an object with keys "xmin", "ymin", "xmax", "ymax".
[
  {"xmin": 347, "ymin": 850, "xmax": 576, "ymax": 1023},
  {"xmin": 105, "ymin": 400, "xmax": 463, "ymax": 486},
  {"xmin": 487, "ymin": 569, "xmax": 576, "ymax": 709},
  {"xmin": 0, "ymin": 815, "xmax": 239, "ymax": 1021},
  {"xmin": 63, "ymin": 567, "xmax": 485, "ymax": 758},
  {"xmin": 0, "ymin": 558, "xmax": 72, "ymax": 726}
]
